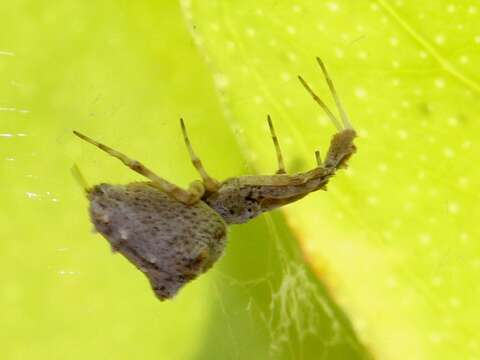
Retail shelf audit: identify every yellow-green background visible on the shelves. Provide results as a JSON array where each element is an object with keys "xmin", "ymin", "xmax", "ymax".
[{"xmin": 1, "ymin": 1, "xmax": 479, "ymax": 359}]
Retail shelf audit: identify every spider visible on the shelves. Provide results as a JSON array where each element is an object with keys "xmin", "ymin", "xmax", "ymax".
[{"xmin": 73, "ymin": 57, "xmax": 356, "ymax": 300}]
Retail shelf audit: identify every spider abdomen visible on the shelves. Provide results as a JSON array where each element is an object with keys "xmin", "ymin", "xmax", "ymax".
[{"xmin": 88, "ymin": 182, "xmax": 227, "ymax": 300}]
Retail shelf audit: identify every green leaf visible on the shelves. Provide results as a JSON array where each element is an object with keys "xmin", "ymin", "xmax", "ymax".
[
  {"xmin": 5, "ymin": 0, "xmax": 478, "ymax": 359},
  {"xmin": 1, "ymin": 1, "xmax": 367, "ymax": 360},
  {"xmin": 182, "ymin": 0, "xmax": 480, "ymax": 359}
]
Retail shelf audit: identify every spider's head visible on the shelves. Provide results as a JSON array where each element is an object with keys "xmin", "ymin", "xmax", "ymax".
[{"xmin": 203, "ymin": 180, "xmax": 264, "ymax": 224}]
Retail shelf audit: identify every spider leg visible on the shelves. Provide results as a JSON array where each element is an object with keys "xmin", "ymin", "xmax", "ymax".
[
  {"xmin": 180, "ymin": 119, "xmax": 220, "ymax": 192},
  {"xmin": 73, "ymin": 131, "xmax": 202, "ymax": 204},
  {"xmin": 316, "ymin": 57, "xmax": 353, "ymax": 130},
  {"xmin": 71, "ymin": 163, "xmax": 90, "ymax": 192},
  {"xmin": 267, "ymin": 115, "xmax": 287, "ymax": 174},
  {"xmin": 315, "ymin": 150, "xmax": 322, "ymax": 166},
  {"xmin": 298, "ymin": 75, "xmax": 342, "ymax": 131}
]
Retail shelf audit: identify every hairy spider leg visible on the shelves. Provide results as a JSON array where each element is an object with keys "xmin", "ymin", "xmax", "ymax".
[
  {"xmin": 316, "ymin": 57, "xmax": 353, "ymax": 130},
  {"xmin": 73, "ymin": 131, "xmax": 203, "ymax": 204},
  {"xmin": 180, "ymin": 119, "xmax": 220, "ymax": 192},
  {"xmin": 297, "ymin": 75, "xmax": 342, "ymax": 131},
  {"xmin": 267, "ymin": 115, "xmax": 287, "ymax": 174},
  {"xmin": 298, "ymin": 58, "xmax": 356, "ymax": 170}
]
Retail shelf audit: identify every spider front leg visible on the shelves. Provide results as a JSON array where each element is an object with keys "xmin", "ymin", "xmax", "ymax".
[
  {"xmin": 73, "ymin": 131, "xmax": 203, "ymax": 205},
  {"xmin": 298, "ymin": 57, "xmax": 356, "ymax": 170}
]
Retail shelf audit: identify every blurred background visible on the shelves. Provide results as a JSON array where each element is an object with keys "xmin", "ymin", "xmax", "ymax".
[{"xmin": 1, "ymin": 1, "xmax": 479, "ymax": 359}]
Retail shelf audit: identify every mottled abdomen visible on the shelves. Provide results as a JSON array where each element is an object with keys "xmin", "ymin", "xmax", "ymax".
[{"xmin": 88, "ymin": 182, "xmax": 227, "ymax": 300}]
